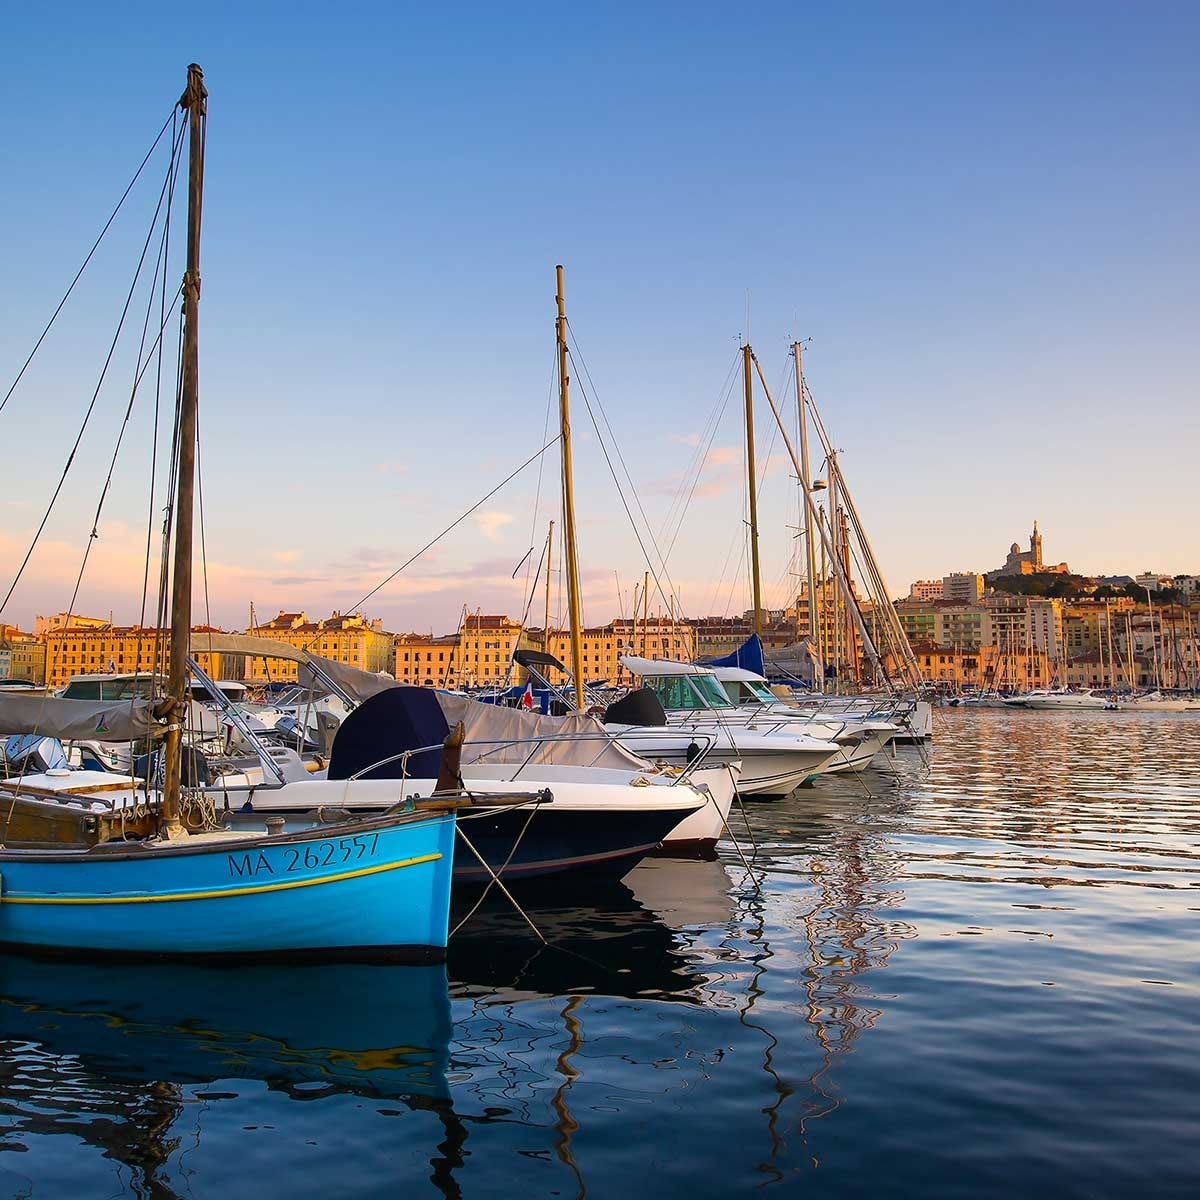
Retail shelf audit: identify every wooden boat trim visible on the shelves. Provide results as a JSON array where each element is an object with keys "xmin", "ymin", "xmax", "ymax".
[
  {"xmin": 2, "ymin": 780, "xmax": 154, "ymax": 799},
  {"xmin": 0, "ymin": 851, "xmax": 444, "ymax": 905}
]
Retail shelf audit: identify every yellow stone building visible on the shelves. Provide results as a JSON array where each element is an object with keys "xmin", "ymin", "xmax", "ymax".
[
  {"xmin": 391, "ymin": 614, "xmax": 695, "ymax": 691},
  {"xmin": 244, "ymin": 611, "xmax": 393, "ymax": 683},
  {"xmin": 393, "ymin": 632, "xmax": 462, "ymax": 687},
  {"xmin": 0, "ymin": 624, "xmax": 46, "ymax": 685},
  {"xmin": 41, "ymin": 622, "xmax": 243, "ymax": 689}
]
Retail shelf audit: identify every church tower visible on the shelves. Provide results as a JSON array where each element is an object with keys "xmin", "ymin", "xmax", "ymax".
[{"xmin": 1030, "ymin": 520, "xmax": 1043, "ymax": 570}]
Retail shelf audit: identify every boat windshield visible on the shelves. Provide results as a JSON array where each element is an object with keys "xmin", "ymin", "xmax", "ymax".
[
  {"xmin": 646, "ymin": 673, "xmax": 733, "ymax": 711},
  {"xmin": 742, "ymin": 679, "xmax": 777, "ymax": 703},
  {"xmin": 61, "ymin": 676, "xmax": 155, "ymax": 701}
]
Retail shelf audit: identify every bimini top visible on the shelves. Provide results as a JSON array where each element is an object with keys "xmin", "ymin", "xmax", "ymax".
[
  {"xmin": 619, "ymin": 655, "xmax": 717, "ymax": 678},
  {"xmin": 708, "ymin": 665, "xmax": 768, "ymax": 683}
]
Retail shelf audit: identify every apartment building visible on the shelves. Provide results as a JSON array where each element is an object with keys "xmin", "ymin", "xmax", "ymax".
[{"xmin": 245, "ymin": 611, "xmax": 393, "ymax": 683}]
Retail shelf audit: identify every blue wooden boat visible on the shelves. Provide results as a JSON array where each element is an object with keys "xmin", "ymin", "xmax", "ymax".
[
  {"xmin": 0, "ymin": 65, "xmax": 460, "ymax": 963},
  {"xmin": 0, "ymin": 807, "xmax": 456, "ymax": 960}
]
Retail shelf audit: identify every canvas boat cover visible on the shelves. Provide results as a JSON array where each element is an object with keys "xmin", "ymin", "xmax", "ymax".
[
  {"xmin": 328, "ymin": 685, "xmax": 648, "ymax": 780},
  {"xmin": 703, "ymin": 633, "xmax": 766, "ymax": 676},
  {"xmin": 189, "ymin": 632, "xmax": 399, "ymax": 703},
  {"xmin": 619, "ymin": 654, "xmax": 716, "ymax": 678},
  {"xmin": 0, "ymin": 693, "xmax": 161, "ymax": 741}
]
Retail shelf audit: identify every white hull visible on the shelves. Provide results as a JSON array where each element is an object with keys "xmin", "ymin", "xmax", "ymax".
[
  {"xmin": 1021, "ymin": 692, "xmax": 1110, "ymax": 710},
  {"xmin": 235, "ymin": 760, "xmax": 720, "ymax": 845},
  {"xmin": 612, "ymin": 722, "xmax": 837, "ymax": 796},
  {"xmin": 1112, "ymin": 695, "xmax": 1200, "ymax": 712}
]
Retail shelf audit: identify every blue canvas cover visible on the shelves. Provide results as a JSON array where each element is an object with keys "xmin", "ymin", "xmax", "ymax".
[
  {"xmin": 704, "ymin": 633, "xmax": 765, "ymax": 676},
  {"xmin": 328, "ymin": 686, "xmax": 451, "ymax": 780}
]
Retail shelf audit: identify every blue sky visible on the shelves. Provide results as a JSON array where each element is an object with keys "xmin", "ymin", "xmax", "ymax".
[{"xmin": 1, "ymin": 2, "xmax": 1196, "ymax": 635}]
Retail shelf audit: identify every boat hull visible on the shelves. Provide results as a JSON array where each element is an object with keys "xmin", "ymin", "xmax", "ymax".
[
  {"xmin": 0, "ymin": 811, "xmax": 456, "ymax": 961},
  {"xmin": 451, "ymin": 800, "xmax": 701, "ymax": 884},
  {"xmin": 234, "ymin": 769, "xmax": 706, "ymax": 884}
]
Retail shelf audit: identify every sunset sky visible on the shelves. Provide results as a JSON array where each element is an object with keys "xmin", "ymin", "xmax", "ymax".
[{"xmin": 1, "ymin": 2, "xmax": 1196, "ymax": 635}]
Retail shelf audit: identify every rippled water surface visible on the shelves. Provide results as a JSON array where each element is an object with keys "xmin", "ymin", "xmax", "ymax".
[{"xmin": 3, "ymin": 710, "xmax": 1199, "ymax": 1198}]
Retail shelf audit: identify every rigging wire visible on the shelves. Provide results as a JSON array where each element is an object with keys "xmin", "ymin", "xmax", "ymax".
[
  {"xmin": 563, "ymin": 328, "xmax": 683, "ymax": 627},
  {"xmin": 139, "ymin": 107, "xmax": 184, "ymax": 681},
  {"xmin": 1, "ymin": 120, "xmax": 189, "ymax": 620},
  {"xmin": 68, "ymin": 192, "xmax": 185, "ymax": 634},
  {"xmin": 519, "ymin": 342, "xmax": 561, "ymax": 623},
  {"xmin": 153, "ymin": 311, "xmax": 187, "ymax": 691},
  {"xmin": 0, "ymin": 106, "xmax": 180, "ymax": 420},
  {"xmin": 659, "ymin": 355, "xmax": 740, "ymax": 569},
  {"xmin": 330, "ymin": 436, "xmax": 562, "ymax": 625},
  {"xmin": 52, "ymin": 289, "xmax": 184, "ymax": 669}
]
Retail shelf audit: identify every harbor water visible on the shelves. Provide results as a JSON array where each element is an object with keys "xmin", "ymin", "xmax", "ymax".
[{"xmin": 3, "ymin": 709, "xmax": 1198, "ymax": 1198}]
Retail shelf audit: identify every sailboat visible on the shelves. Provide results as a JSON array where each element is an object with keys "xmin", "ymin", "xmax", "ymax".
[
  {"xmin": 0, "ymin": 65, "xmax": 470, "ymax": 960},
  {"xmin": 149, "ymin": 267, "xmax": 718, "ymax": 876}
]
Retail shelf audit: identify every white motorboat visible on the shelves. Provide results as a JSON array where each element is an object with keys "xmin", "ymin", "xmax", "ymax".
[
  {"xmin": 706, "ymin": 665, "xmax": 898, "ymax": 773},
  {"xmin": 1017, "ymin": 688, "xmax": 1111, "ymax": 711},
  {"xmin": 612, "ymin": 656, "xmax": 844, "ymax": 794}
]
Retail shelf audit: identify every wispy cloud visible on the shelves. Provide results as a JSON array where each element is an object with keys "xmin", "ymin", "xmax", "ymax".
[{"xmin": 476, "ymin": 510, "xmax": 514, "ymax": 542}]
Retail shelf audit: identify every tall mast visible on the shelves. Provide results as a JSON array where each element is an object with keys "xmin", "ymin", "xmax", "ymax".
[
  {"xmin": 1147, "ymin": 588, "xmax": 1160, "ymax": 689},
  {"xmin": 556, "ymin": 266, "xmax": 586, "ymax": 710},
  {"xmin": 542, "ymin": 519, "xmax": 554, "ymax": 654},
  {"xmin": 642, "ymin": 570, "xmax": 650, "ymax": 656},
  {"xmin": 827, "ymin": 456, "xmax": 840, "ymax": 689},
  {"xmin": 743, "ymin": 345, "xmax": 763, "ymax": 637},
  {"xmin": 162, "ymin": 63, "xmax": 206, "ymax": 830},
  {"xmin": 794, "ymin": 342, "xmax": 822, "ymax": 688}
]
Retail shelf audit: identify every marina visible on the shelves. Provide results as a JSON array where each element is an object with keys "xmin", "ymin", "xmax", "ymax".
[
  {"xmin": 1, "ymin": 11, "xmax": 1197, "ymax": 1197},
  {"xmin": 3, "ymin": 708, "xmax": 1199, "ymax": 1197}
]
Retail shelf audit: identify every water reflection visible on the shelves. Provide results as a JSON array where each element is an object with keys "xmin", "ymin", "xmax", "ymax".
[
  {"xmin": 726, "ymin": 782, "xmax": 919, "ymax": 1186},
  {"xmin": 0, "ymin": 958, "xmax": 451, "ymax": 1197},
  {"xmin": 906, "ymin": 711, "xmax": 1200, "ymax": 892},
  {"xmin": 0, "ymin": 807, "xmax": 924, "ymax": 1197},
  {"xmin": 4, "ymin": 712, "xmax": 1193, "ymax": 1196}
]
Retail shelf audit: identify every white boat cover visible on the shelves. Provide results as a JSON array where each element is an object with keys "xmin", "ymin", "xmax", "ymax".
[{"xmin": 620, "ymin": 655, "xmax": 716, "ymax": 678}]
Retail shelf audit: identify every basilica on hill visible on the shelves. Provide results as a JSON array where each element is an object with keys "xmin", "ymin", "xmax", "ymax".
[{"xmin": 989, "ymin": 520, "xmax": 1071, "ymax": 580}]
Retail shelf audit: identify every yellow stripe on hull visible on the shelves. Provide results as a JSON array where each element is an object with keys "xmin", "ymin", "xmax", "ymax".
[{"xmin": 1, "ymin": 852, "xmax": 443, "ymax": 906}]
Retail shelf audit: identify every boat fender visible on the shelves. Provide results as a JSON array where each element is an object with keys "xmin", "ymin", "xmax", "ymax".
[{"xmin": 686, "ymin": 741, "xmax": 702, "ymax": 763}]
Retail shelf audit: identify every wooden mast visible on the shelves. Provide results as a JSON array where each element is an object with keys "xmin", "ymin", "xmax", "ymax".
[
  {"xmin": 642, "ymin": 570, "xmax": 649, "ymax": 656},
  {"xmin": 794, "ymin": 341, "xmax": 822, "ymax": 688},
  {"xmin": 555, "ymin": 266, "xmax": 586, "ymax": 710},
  {"xmin": 161, "ymin": 63, "xmax": 206, "ymax": 832},
  {"xmin": 542, "ymin": 519, "xmax": 554, "ymax": 653},
  {"xmin": 743, "ymin": 345, "xmax": 763, "ymax": 637}
]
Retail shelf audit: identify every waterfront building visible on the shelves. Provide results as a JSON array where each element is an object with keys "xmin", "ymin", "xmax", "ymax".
[
  {"xmin": 42, "ymin": 622, "xmax": 243, "ymax": 689},
  {"xmin": 393, "ymin": 614, "xmax": 524, "ymax": 689},
  {"xmin": 245, "ymin": 611, "xmax": 392, "ymax": 684},
  {"xmin": 33, "ymin": 612, "xmax": 111, "ymax": 638},
  {"xmin": 393, "ymin": 631, "xmax": 462, "ymax": 688},
  {"xmin": 0, "ymin": 624, "xmax": 45, "ymax": 685},
  {"xmin": 908, "ymin": 641, "xmax": 1051, "ymax": 691},
  {"xmin": 894, "ymin": 601, "xmax": 986, "ymax": 653},
  {"xmin": 530, "ymin": 618, "xmax": 694, "ymax": 690}
]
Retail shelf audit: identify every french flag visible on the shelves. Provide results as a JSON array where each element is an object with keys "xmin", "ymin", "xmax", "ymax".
[{"xmin": 520, "ymin": 681, "xmax": 535, "ymax": 710}]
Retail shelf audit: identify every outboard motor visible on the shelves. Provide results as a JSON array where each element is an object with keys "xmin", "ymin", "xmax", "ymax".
[{"xmin": 2, "ymin": 734, "xmax": 71, "ymax": 775}]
